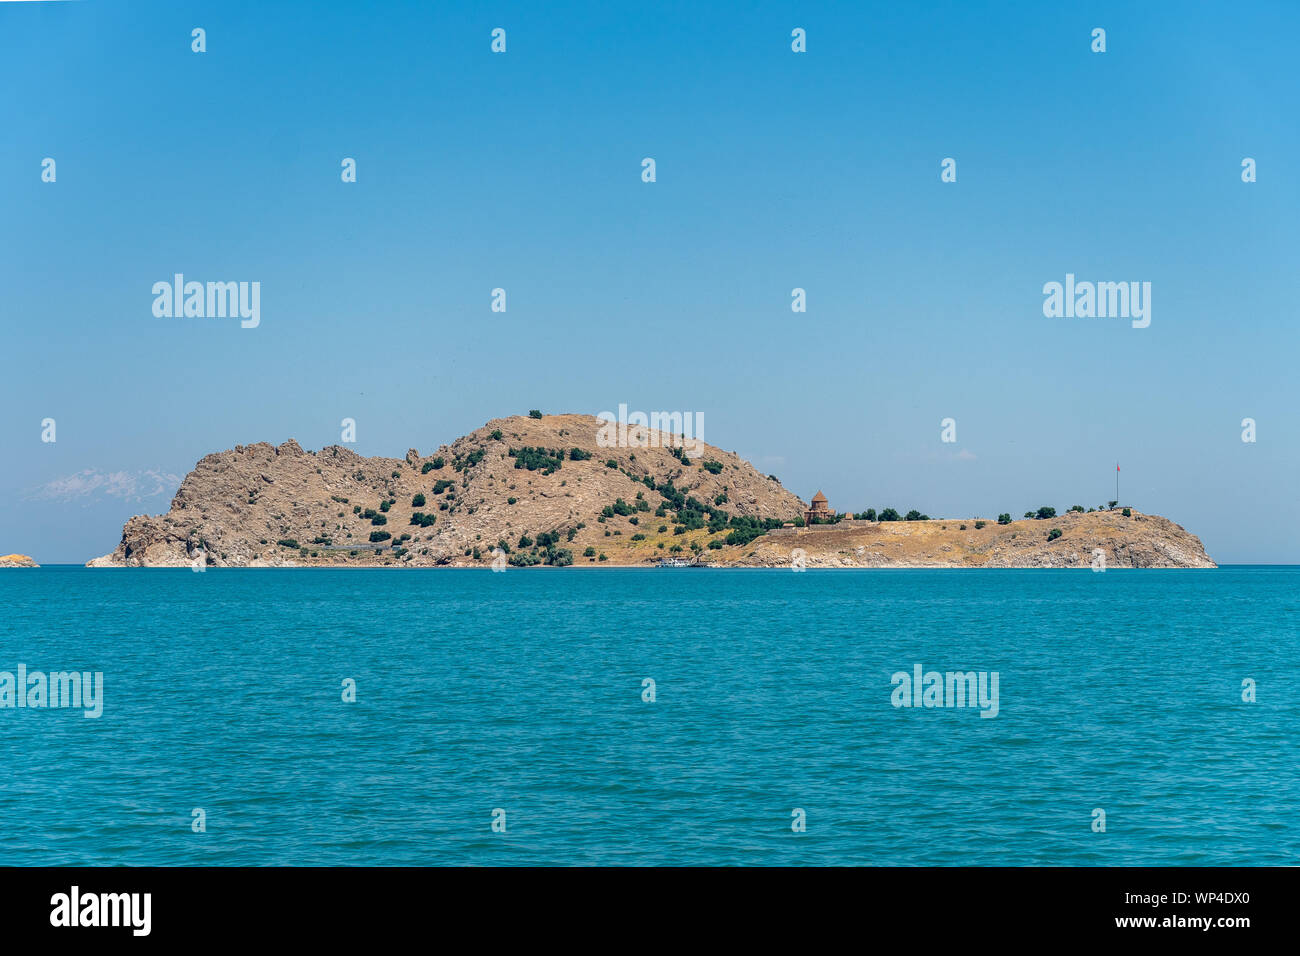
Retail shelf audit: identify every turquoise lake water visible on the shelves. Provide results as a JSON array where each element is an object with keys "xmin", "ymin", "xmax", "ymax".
[{"xmin": 1, "ymin": 566, "xmax": 1295, "ymax": 865}]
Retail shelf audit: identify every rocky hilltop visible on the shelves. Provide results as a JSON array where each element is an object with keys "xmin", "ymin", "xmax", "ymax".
[
  {"xmin": 88, "ymin": 413, "xmax": 1214, "ymax": 569},
  {"xmin": 0, "ymin": 554, "xmax": 39, "ymax": 568},
  {"xmin": 88, "ymin": 413, "xmax": 804, "ymax": 568}
]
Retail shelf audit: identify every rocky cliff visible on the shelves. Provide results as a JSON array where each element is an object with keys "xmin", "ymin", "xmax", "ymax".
[{"xmin": 88, "ymin": 413, "xmax": 804, "ymax": 567}]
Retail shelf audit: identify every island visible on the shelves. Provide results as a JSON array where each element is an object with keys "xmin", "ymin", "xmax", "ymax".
[{"xmin": 87, "ymin": 413, "xmax": 1214, "ymax": 569}]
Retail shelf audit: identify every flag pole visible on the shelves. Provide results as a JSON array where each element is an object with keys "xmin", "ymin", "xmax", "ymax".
[{"xmin": 1116, "ymin": 463, "xmax": 1119, "ymax": 507}]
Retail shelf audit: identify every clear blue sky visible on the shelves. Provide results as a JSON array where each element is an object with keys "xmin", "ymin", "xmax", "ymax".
[{"xmin": 2, "ymin": 0, "xmax": 1297, "ymax": 563}]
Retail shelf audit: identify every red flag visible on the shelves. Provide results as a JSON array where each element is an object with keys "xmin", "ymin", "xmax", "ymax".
[{"xmin": 1116, "ymin": 464, "xmax": 1120, "ymax": 472}]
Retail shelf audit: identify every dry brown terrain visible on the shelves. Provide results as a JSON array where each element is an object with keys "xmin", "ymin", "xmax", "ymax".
[
  {"xmin": 723, "ymin": 510, "xmax": 1214, "ymax": 568},
  {"xmin": 87, "ymin": 413, "xmax": 1214, "ymax": 569}
]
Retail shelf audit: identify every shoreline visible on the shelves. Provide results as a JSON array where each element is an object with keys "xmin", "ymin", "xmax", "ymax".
[{"xmin": 60, "ymin": 562, "xmax": 1226, "ymax": 570}]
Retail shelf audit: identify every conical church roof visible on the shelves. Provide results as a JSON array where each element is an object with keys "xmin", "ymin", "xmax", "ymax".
[{"xmin": 811, "ymin": 490, "xmax": 827, "ymax": 503}]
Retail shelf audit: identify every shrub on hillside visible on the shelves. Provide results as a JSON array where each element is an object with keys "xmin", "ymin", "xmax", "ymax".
[
  {"xmin": 511, "ymin": 447, "xmax": 563, "ymax": 474},
  {"xmin": 723, "ymin": 515, "xmax": 783, "ymax": 546}
]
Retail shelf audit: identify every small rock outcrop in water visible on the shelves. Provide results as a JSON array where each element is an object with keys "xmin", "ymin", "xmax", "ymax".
[
  {"xmin": 87, "ymin": 414, "xmax": 1215, "ymax": 569},
  {"xmin": 0, "ymin": 554, "xmax": 39, "ymax": 568}
]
